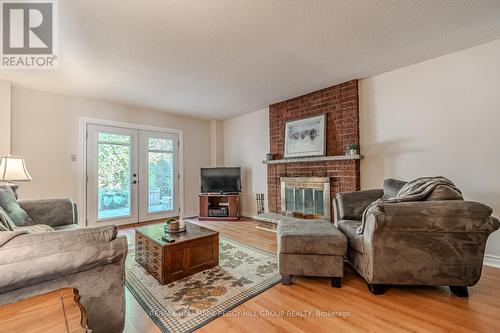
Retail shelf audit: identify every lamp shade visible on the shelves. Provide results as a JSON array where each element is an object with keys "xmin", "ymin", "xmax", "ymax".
[{"xmin": 0, "ymin": 156, "xmax": 32, "ymax": 181}]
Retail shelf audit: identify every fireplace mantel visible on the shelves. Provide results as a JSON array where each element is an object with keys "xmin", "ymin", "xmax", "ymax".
[{"xmin": 262, "ymin": 155, "xmax": 362, "ymax": 165}]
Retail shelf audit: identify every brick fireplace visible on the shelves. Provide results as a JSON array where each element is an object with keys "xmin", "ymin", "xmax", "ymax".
[{"xmin": 266, "ymin": 80, "xmax": 360, "ymax": 221}]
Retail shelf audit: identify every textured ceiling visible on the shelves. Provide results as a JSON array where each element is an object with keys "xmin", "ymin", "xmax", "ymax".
[{"xmin": 2, "ymin": 0, "xmax": 500, "ymax": 119}]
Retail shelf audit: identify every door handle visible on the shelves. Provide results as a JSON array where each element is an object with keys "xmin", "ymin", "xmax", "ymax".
[{"xmin": 132, "ymin": 180, "xmax": 137, "ymax": 184}]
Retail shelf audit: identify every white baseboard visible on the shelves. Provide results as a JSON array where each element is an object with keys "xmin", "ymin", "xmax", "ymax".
[{"xmin": 484, "ymin": 254, "xmax": 500, "ymax": 268}]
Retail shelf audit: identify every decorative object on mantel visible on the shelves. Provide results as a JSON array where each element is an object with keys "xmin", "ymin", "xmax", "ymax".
[
  {"xmin": 266, "ymin": 153, "xmax": 274, "ymax": 161},
  {"xmin": 256, "ymin": 193, "xmax": 265, "ymax": 214},
  {"xmin": 0, "ymin": 156, "xmax": 32, "ymax": 199},
  {"xmin": 284, "ymin": 114, "xmax": 326, "ymax": 158},
  {"xmin": 262, "ymin": 154, "xmax": 362, "ymax": 164},
  {"xmin": 346, "ymin": 143, "xmax": 359, "ymax": 156}
]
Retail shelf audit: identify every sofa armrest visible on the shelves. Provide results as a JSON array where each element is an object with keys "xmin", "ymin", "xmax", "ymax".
[
  {"xmin": 336, "ymin": 189, "xmax": 383, "ymax": 220},
  {"xmin": 18, "ymin": 199, "xmax": 77, "ymax": 227},
  {"xmin": 368, "ymin": 201, "xmax": 499, "ymax": 233},
  {"xmin": 0, "ymin": 225, "xmax": 127, "ymax": 294}
]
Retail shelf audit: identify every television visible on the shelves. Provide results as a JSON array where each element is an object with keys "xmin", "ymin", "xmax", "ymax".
[{"xmin": 201, "ymin": 167, "xmax": 241, "ymax": 193}]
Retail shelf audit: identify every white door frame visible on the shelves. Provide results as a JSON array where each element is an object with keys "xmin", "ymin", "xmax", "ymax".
[{"xmin": 78, "ymin": 117, "xmax": 184, "ymax": 227}]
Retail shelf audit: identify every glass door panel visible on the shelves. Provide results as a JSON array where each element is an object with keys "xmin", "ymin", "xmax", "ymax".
[
  {"xmin": 139, "ymin": 131, "xmax": 179, "ymax": 222},
  {"xmin": 294, "ymin": 189, "xmax": 304, "ymax": 212},
  {"xmin": 97, "ymin": 132, "xmax": 132, "ymax": 220},
  {"xmin": 147, "ymin": 137, "xmax": 174, "ymax": 213},
  {"xmin": 304, "ymin": 189, "xmax": 314, "ymax": 214},
  {"xmin": 86, "ymin": 125, "xmax": 139, "ymax": 226}
]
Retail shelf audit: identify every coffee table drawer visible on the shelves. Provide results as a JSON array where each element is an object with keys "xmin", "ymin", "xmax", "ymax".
[{"xmin": 136, "ymin": 233, "xmax": 163, "ymax": 281}]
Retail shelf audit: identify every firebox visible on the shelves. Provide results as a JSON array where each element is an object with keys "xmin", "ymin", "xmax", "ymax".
[{"xmin": 280, "ymin": 177, "xmax": 331, "ymax": 221}]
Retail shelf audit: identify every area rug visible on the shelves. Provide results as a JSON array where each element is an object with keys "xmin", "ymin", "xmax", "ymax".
[{"xmin": 125, "ymin": 236, "xmax": 280, "ymax": 333}]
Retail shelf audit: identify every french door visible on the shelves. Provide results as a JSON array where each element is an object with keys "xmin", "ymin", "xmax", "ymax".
[{"xmin": 86, "ymin": 124, "xmax": 179, "ymax": 226}]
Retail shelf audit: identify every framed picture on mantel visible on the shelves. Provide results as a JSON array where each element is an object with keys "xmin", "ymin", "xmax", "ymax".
[{"xmin": 284, "ymin": 114, "xmax": 326, "ymax": 158}]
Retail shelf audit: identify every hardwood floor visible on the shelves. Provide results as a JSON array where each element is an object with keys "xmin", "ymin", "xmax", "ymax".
[{"xmin": 119, "ymin": 219, "xmax": 500, "ymax": 333}]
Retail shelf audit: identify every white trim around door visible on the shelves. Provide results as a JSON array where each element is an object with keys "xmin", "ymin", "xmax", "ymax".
[{"xmin": 78, "ymin": 117, "xmax": 184, "ymax": 227}]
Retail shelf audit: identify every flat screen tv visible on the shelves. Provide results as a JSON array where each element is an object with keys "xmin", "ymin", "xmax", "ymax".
[{"xmin": 201, "ymin": 167, "xmax": 241, "ymax": 193}]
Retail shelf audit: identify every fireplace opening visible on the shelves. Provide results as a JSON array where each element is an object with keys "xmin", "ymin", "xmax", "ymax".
[{"xmin": 281, "ymin": 177, "xmax": 330, "ymax": 220}]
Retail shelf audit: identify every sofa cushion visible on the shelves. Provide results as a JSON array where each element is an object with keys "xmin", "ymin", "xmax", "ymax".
[
  {"xmin": 277, "ymin": 220, "xmax": 347, "ymax": 256},
  {"xmin": 18, "ymin": 199, "xmax": 76, "ymax": 228},
  {"xmin": 336, "ymin": 189, "xmax": 384, "ymax": 220},
  {"xmin": 0, "ymin": 225, "xmax": 126, "ymax": 294},
  {"xmin": 382, "ymin": 179, "xmax": 407, "ymax": 199},
  {"xmin": 337, "ymin": 219, "xmax": 364, "ymax": 253},
  {"xmin": 0, "ymin": 186, "xmax": 34, "ymax": 227},
  {"xmin": 53, "ymin": 224, "xmax": 79, "ymax": 231},
  {"xmin": 0, "ymin": 225, "xmax": 119, "ymax": 259}
]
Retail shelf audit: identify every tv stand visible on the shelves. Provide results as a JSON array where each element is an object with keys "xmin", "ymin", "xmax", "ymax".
[{"xmin": 199, "ymin": 193, "xmax": 240, "ymax": 221}]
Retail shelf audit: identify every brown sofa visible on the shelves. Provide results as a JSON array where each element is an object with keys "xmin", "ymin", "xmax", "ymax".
[
  {"xmin": 335, "ymin": 179, "xmax": 500, "ymax": 296},
  {"xmin": 0, "ymin": 186, "xmax": 127, "ymax": 333}
]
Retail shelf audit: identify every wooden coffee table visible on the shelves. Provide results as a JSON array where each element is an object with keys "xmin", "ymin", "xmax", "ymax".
[{"xmin": 135, "ymin": 222, "xmax": 219, "ymax": 284}]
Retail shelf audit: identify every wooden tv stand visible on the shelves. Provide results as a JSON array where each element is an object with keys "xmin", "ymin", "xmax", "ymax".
[{"xmin": 199, "ymin": 193, "xmax": 240, "ymax": 221}]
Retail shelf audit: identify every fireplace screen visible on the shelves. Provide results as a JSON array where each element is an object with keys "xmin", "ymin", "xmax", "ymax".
[{"xmin": 281, "ymin": 177, "xmax": 330, "ymax": 220}]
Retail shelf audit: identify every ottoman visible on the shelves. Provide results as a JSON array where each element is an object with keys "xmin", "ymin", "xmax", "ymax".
[{"xmin": 277, "ymin": 220, "xmax": 347, "ymax": 287}]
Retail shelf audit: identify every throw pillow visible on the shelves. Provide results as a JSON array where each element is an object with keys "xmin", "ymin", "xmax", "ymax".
[
  {"xmin": 0, "ymin": 185, "xmax": 34, "ymax": 227},
  {"xmin": 0, "ymin": 206, "xmax": 16, "ymax": 231}
]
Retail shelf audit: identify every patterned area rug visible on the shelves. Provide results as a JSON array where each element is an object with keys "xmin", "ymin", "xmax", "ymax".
[{"xmin": 125, "ymin": 236, "xmax": 280, "ymax": 333}]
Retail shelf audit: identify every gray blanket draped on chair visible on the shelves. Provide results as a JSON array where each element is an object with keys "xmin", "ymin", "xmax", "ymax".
[{"xmin": 357, "ymin": 176, "xmax": 463, "ymax": 234}]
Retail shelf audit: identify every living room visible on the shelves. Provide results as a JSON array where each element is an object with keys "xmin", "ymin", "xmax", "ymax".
[{"xmin": 1, "ymin": 1, "xmax": 500, "ymax": 333}]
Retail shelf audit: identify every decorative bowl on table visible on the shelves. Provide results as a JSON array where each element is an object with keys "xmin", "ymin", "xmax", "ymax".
[{"xmin": 164, "ymin": 218, "xmax": 186, "ymax": 234}]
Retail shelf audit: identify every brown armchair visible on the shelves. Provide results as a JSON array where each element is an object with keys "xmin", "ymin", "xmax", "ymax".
[{"xmin": 334, "ymin": 179, "xmax": 500, "ymax": 296}]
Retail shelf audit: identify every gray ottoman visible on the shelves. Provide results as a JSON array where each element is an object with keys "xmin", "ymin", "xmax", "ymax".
[{"xmin": 277, "ymin": 220, "xmax": 347, "ymax": 287}]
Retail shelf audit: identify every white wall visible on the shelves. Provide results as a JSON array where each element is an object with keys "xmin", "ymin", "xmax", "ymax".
[
  {"xmin": 359, "ymin": 39, "xmax": 500, "ymax": 261},
  {"xmin": 0, "ymin": 80, "xmax": 11, "ymax": 155},
  {"xmin": 11, "ymin": 87, "xmax": 211, "ymax": 219},
  {"xmin": 210, "ymin": 120, "xmax": 224, "ymax": 166},
  {"xmin": 223, "ymin": 108, "xmax": 269, "ymax": 217}
]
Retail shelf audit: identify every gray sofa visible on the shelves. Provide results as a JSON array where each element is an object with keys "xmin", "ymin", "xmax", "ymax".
[
  {"xmin": 0, "ymin": 188, "xmax": 128, "ymax": 333},
  {"xmin": 335, "ymin": 179, "xmax": 500, "ymax": 296}
]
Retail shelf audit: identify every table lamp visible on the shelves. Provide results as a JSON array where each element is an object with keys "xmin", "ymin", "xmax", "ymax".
[{"xmin": 0, "ymin": 156, "xmax": 32, "ymax": 199}]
